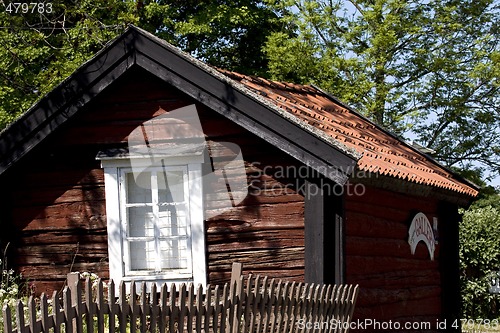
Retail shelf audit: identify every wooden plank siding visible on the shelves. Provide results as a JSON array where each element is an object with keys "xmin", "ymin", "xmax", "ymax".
[
  {"xmin": 344, "ymin": 183, "xmax": 443, "ymax": 324},
  {"xmin": 4, "ymin": 68, "xmax": 305, "ymax": 295}
]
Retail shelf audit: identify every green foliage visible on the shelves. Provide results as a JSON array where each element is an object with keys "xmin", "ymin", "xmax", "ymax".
[
  {"xmin": 0, "ymin": 0, "xmax": 284, "ymax": 131},
  {"xmin": 0, "ymin": 0, "xmax": 128, "ymax": 130},
  {"xmin": 265, "ymin": 0, "xmax": 500, "ymax": 176},
  {"xmin": 0, "ymin": 261, "xmax": 23, "ymax": 303},
  {"xmin": 0, "ymin": 244, "xmax": 32, "ymax": 332},
  {"xmin": 162, "ymin": 0, "xmax": 285, "ymax": 76},
  {"xmin": 460, "ymin": 196, "xmax": 500, "ymax": 319}
]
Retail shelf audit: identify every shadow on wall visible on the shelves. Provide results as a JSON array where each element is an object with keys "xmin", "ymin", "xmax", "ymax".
[{"xmin": 3, "ymin": 141, "xmax": 109, "ymax": 295}]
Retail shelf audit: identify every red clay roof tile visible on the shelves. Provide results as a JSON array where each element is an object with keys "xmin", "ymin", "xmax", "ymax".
[{"xmin": 221, "ymin": 69, "xmax": 478, "ymax": 197}]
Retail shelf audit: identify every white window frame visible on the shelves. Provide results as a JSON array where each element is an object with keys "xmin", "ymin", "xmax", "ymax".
[
  {"xmin": 100, "ymin": 155, "xmax": 206, "ymax": 287},
  {"xmin": 120, "ymin": 166, "xmax": 193, "ymax": 278}
]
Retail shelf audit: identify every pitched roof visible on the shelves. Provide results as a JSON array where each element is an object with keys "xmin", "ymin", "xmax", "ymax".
[
  {"xmin": 0, "ymin": 25, "xmax": 478, "ymax": 198},
  {"xmin": 219, "ymin": 70, "xmax": 479, "ymax": 197}
]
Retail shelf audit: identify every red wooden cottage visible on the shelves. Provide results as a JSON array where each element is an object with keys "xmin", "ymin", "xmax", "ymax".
[{"xmin": 0, "ymin": 26, "xmax": 478, "ymax": 326}]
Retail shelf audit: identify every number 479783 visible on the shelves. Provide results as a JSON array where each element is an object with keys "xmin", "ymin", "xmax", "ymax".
[{"xmin": 4, "ymin": 2, "xmax": 53, "ymax": 14}]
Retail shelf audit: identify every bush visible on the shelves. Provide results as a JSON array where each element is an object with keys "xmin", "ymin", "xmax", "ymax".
[
  {"xmin": 0, "ymin": 257, "xmax": 30, "ymax": 333},
  {"xmin": 460, "ymin": 204, "xmax": 500, "ymax": 318},
  {"xmin": 0, "ymin": 243, "xmax": 30, "ymax": 303}
]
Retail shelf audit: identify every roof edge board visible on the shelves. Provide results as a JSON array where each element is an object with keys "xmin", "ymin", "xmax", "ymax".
[
  {"xmin": 0, "ymin": 50, "xmax": 137, "ymax": 175},
  {"xmin": 311, "ymin": 84, "xmax": 481, "ymax": 192},
  {"xmin": 352, "ymin": 172, "xmax": 476, "ymax": 206}
]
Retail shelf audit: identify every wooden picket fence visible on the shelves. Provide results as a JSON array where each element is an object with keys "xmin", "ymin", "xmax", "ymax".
[{"xmin": 2, "ymin": 266, "xmax": 358, "ymax": 333}]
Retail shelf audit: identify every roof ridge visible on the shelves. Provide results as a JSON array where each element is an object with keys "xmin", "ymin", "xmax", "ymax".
[{"xmin": 216, "ymin": 69, "xmax": 317, "ymax": 94}]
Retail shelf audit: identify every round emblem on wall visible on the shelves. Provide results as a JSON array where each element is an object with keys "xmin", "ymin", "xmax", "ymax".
[{"xmin": 408, "ymin": 212, "xmax": 436, "ymax": 260}]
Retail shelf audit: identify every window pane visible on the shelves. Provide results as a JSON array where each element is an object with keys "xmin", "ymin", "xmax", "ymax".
[
  {"xmin": 129, "ymin": 241, "xmax": 155, "ymax": 271},
  {"xmin": 127, "ymin": 172, "xmax": 152, "ymax": 203},
  {"xmin": 157, "ymin": 170, "xmax": 185, "ymax": 204},
  {"xmin": 128, "ymin": 206, "xmax": 154, "ymax": 237},
  {"xmin": 159, "ymin": 239, "xmax": 190, "ymax": 270},
  {"xmin": 158, "ymin": 212, "xmax": 188, "ymax": 237}
]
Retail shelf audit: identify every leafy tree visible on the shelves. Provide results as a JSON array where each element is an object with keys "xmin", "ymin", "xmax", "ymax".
[
  {"xmin": 155, "ymin": 0, "xmax": 285, "ymax": 76},
  {"xmin": 0, "ymin": 0, "xmax": 130, "ymax": 130},
  {"xmin": 0, "ymin": 0, "xmax": 285, "ymax": 130},
  {"xmin": 264, "ymin": 0, "xmax": 500, "ymax": 177},
  {"xmin": 460, "ymin": 195, "xmax": 500, "ymax": 319}
]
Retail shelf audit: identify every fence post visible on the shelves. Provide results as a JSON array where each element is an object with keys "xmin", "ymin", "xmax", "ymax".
[
  {"xmin": 67, "ymin": 272, "xmax": 80, "ymax": 333},
  {"xmin": 3, "ymin": 304, "xmax": 12, "ymax": 333},
  {"xmin": 230, "ymin": 263, "xmax": 242, "ymax": 290},
  {"xmin": 228, "ymin": 263, "xmax": 243, "ymax": 333},
  {"xmin": 67, "ymin": 273, "xmax": 80, "ymax": 304}
]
